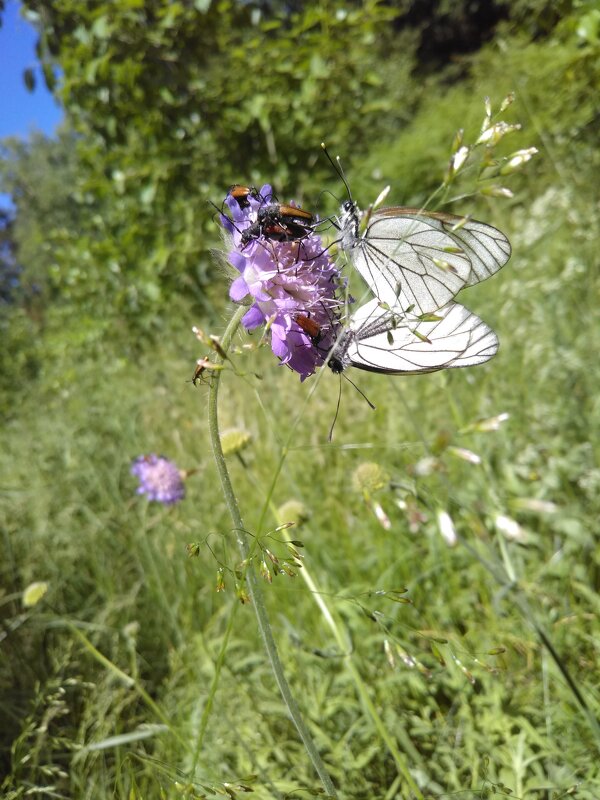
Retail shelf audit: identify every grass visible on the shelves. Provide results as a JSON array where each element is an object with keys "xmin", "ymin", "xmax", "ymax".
[{"xmin": 2, "ymin": 26, "xmax": 600, "ymax": 800}]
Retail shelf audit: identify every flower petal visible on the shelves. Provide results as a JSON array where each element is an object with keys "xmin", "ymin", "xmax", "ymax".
[
  {"xmin": 242, "ymin": 305, "xmax": 265, "ymax": 329},
  {"xmin": 229, "ymin": 275, "xmax": 249, "ymax": 302}
]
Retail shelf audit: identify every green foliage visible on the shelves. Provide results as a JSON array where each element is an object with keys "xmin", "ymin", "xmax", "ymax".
[
  {"xmin": 0, "ymin": 308, "xmax": 42, "ymax": 409},
  {"xmin": 1, "ymin": 0, "xmax": 600, "ymax": 797},
  {"xmin": 0, "ymin": 131, "xmax": 81, "ymax": 295},
  {"xmin": 12, "ymin": 0, "xmax": 417, "ymax": 334},
  {"xmin": 0, "ymin": 131, "xmax": 93, "ymax": 399},
  {"xmin": 339, "ymin": 9, "xmax": 599, "ymax": 210},
  {"xmin": 25, "ymin": 0, "xmax": 411, "ymax": 179}
]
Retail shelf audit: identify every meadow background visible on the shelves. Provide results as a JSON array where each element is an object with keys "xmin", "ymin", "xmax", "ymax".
[{"xmin": 1, "ymin": 1, "xmax": 599, "ymax": 798}]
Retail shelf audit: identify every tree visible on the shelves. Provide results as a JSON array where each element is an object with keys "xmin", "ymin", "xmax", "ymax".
[{"xmin": 12, "ymin": 0, "xmax": 416, "ymax": 331}]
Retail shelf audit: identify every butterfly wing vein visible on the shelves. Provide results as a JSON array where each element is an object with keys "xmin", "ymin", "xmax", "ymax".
[
  {"xmin": 340, "ymin": 298, "xmax": 498, "ymax": 374},
  {"xmin": 349, "ymin": 211, "xmax": 511, "ymax": 314}
]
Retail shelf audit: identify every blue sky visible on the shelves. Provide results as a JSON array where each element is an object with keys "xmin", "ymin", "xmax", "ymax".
[
  {"xmin": 0, "ymin": 1, "xmax": 63, "ymax": 207},
  {"xmin": 0, "ymin": 0, "xmax": 63, "ymax": 139}
]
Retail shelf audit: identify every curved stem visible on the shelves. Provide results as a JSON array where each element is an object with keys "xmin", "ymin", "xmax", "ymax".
[{"xmin": 207, "ymin": 304, "xmax": 338, "ymax": 798}]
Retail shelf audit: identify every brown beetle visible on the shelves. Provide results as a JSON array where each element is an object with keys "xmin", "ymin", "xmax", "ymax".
[
  {"xmin": 240, "ymin": 202, "xmax": 316, "ymax": 246},
  {"xmin": 227, "ymin": 184, "xmax": 263, "ymax": 208}
]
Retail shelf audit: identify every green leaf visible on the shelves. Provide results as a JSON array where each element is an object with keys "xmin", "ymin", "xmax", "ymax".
[
  {"xmin": 23, "ymin": 67, "xmax": 36, "ymax": 92},
  {"xmin": 577, "ymin": 10, "xmax": 600, "ymax": 44},
  {"xmin": 140, "ymin": 183, "xmax": 157, "ymax": 206},
  {"xmin": 91, "ymin": 15, "xmax": 111, "ymax": 40},
  {"xmin": 42, "ymin": 62, "xmax": 56, "ymax": 92},
  {"xmin": 81, "ymin": 725, "xmax": 168, "ymax": 752}
]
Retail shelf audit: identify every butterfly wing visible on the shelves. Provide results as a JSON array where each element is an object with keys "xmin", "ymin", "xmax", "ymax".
[
  {"xmin": 350, "ymin": 208, "xmax": 511, "ymax": 314},
  {"xmin": 341, "ymin": 297, "xmax": 498, "ymax": 374},
  {"xmin": 383, "ymin": 208, "xmax": 512, "ymax": 288}
]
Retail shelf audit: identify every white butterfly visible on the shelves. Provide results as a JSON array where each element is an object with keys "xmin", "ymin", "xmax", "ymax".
[
  {"xmin": 319, "ymin": 147, "xmax": 510, "ymax": 376},
  {"xmin": 328, "ymin": 297, "xmax": 498, "ymax": 375},
  {"xmin": 338, "ymin": 201, "xmax": 511, "ymax": 315}
]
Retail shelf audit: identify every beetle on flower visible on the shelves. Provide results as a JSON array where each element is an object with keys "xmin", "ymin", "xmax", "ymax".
[{"xmin": 221, "ymin": 185, "xmax": 346, "ymax": 381}]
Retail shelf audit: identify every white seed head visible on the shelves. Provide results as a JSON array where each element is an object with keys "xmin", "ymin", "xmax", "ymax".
[
  {"xmin": 437, "ymin": 510, "xmax": 457, "ymax": 547},
  {"xmin": 495, "ymin": 514, "xmax": 526, "ymax": 542}
]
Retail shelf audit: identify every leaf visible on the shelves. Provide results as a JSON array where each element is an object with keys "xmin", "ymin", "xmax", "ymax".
[
  {"xmin": 42, "ymin": 63, "xmax": 57, "ymax": 92},
  {"xmin": 91, "ymin": 16, "xmax": 111, "ymax": 39},
  {"xmin": 23, "ymin": 67, "xmax": 36, "ymax": 92},
  {"xmin": 140, "ymin": 183, "xmax": 157, "ymax": 206},
  {"xmin": 80, "ymin": 725, "xmax": 168, "ymax": 752}
]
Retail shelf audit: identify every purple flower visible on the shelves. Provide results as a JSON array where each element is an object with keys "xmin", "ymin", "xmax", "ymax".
[
  {"xmin": 131, "ymin": 455, "xmax": 185, "ymax": 505},
  {"xmin": 221, "ymin": 185, "xmax": 346, "ymax": 381}
]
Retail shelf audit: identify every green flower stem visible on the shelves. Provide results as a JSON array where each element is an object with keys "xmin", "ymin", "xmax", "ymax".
[{"xmin": 207, "ymin": 304, "xmax": 338, "ymax": 798}]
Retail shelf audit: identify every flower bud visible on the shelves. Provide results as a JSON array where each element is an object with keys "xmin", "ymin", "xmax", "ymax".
[
  {"xmin": 480, "ymin": 185, "xmax": 514, "ymax": 199},
  {"xmin": 499, "ymin": 147, "xmax": 539, "ymax": 175},
  {"xmin": 436, "ymin": 510, "xmax": 457, "ymax": 547},
  {"xmin": 476, "ymin": 122, "xmax": 521, "ymax": 146},
  {"xmin": 220, "ymin": 428, "xmax": 252, "ymax": 456}
]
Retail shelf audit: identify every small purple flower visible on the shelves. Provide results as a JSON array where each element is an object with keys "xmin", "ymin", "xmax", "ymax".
[
  {"xmin": 221, "ymin": 184, "xmax": 346, "ymax": 381},
  {"xmin": 131, "ymin": 455, "xmax": 185, "ymax": 505}
]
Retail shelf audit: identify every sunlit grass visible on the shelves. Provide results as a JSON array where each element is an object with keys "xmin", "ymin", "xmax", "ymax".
[{"xmin": 2, "ymin": 32, "xmax": 600, "ymax": 800}]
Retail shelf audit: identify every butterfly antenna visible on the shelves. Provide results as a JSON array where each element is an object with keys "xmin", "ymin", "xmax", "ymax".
[
  {"xmin": 343, "ymin": 373, "xmax": 376, "ymax": 410},
  {"xmin": 328, "ymin": 375, "xmax": 343, "ymax": 442},
  {"xmin": 321, "ymin": 142, "xmax": 353, "ymax": 202}
]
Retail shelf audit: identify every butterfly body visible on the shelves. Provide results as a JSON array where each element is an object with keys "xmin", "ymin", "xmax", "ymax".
[{"xmin": 339, "ymin": 199, "xmax": 361, "ymax": 251}]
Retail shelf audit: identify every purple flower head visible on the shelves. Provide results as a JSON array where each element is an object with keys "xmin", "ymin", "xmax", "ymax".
[
  {"xmin": 221, "ymin": 184, "xmax": 347, "ymax": 381},
  {"xmin": 131, "ymin": 454, "xmax": 185, "ymax": 505}
]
